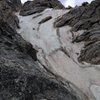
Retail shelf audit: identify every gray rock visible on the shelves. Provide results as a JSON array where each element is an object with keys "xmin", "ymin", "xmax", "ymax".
[
  {"xmin": 20, "ymin": 7, "xmax": 45, "ymax": 16},
  {"xmin": 0, "ymin": 0, "xmax": 20, "ymax": 29},
  {"xmin": 39, "ymin": 16, "xmax": 52, "ymax": 24},
  {"xmin": 20, "ymin": 0, "xmax": 65, "ymax": 16},
  {"xmin": 54, "ymin": 0, "xmax": 100, "ymax": 65},
  {"xmin": 5, "ymin": 0, "xmax": 22, "ymax": 11},
  {"xmin": 74, "ymin": 27, "xmax": 100, "ymax": 64},
  {"xmin": 54, "ymin": 0, "xmax": 100, "ymax": 31}
]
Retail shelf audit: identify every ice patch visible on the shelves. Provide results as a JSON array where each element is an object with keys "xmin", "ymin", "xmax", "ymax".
[
  {"xmin": 17, "ymin": 9, "xmax": 68, "ymax": 54},
  {"xmin": 17, "ymin": 9, "xmax": 100, "ymax": 100}
]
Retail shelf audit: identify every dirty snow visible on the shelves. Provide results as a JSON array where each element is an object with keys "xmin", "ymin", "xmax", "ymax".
[{"xmin": 17, "ymin": 9, "xmax": 100, "ymax": 100}]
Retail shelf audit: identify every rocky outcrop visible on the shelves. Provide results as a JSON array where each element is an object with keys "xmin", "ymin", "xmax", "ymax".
[
  {"xmin": 0, "ymin": 0, "xmax": 20, "ymax": 29},
  {"xmin": 74, "ymin": 27, "xmax": 100, "ymax": 64},
  {"xmin": 54, "ymin": 0, "xmax": 100, "ymax": 31},
  {"xmin": 20, "ymin": 0, "xmax": 65, "ymax": 16},
  {"xmin": 5, "ymin": 0, "xmax": 22, "ymax": 11},
  {"xmin": 54, "ymin": 0, "xmax": 100, "ymax": 64}
]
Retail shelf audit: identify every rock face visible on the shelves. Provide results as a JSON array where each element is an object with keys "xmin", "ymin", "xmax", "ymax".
[
  {"xmin": 0, "ymin": 0, "xmax": 81, "ymax": 100},
  {"xmin": 5, "ymin": 0, "xmax": 22, "ymax": 11},
  {"xmin": 0, "ymin": 0, "xmax": 21, "ymax": 29},
  {"xmin": 20, "ymin": 0, "xmax": 65, "ymax": 16},
  {"xmin": 54, "ymin": 0, "xmax": 100, "ymax": 64},
  {"xmin": 54, "ymin": 0, "xmax": 100, "ymax": 31},
  {"xmin": 74, "ymin": 27, "xmax": 100, "ymax": 64}
]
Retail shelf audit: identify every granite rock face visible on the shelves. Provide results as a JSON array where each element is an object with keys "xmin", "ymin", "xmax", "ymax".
[
  {"xmin": 54, "ymin": 0, "xmax": 100, "ymax": 31},
  {"xmin": 1, "ymin": 0, "xmax": 100, "ymax": 100},
  {"xmin": 20, "ymin": 0, "xmax": 65, "ymax": 16},
  {"xmin": 54, "ymin": 0, "xmax": 100, "ymax": 64},
  {"xmin": 0, "ymin": 0, "xmax": 20, "ymax": 29},
  {"xmin": 0, "ymin": 21, "xmax": 80, "ymax": 100}
]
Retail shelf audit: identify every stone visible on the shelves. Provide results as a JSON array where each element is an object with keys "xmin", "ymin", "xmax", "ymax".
[
  {"xmin": 5, "ymin": 0, "xmax": 22, "ymax": 11},
  {"xmin": 54, "ymin": 0, "xmax": 100, "ymax": 31},
  {"xmin": 74, "ymin": 27, "xmax": 100, "ymax": 64},
  {"xmin": 39, "ymin": 16, "xmax": 52, "ymax": 24},
  {"xmin": 54, "ymin": 0, "xmax": 100, "ymax": 65},
  {"xmin": 20, "ymin": 0, "xmax": 65, "ymax": 16}
]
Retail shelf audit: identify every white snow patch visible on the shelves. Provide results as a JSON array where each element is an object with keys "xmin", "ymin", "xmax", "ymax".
[
  {"xmin": 90, "ymin": 85, "xmax": 100, "ymax": 100},
  {"xmin": 17, "ymin": 9, "xmax": 100, "ymax": 100},
  {"xmin": 17, "ymin": 9, "xmax": 68, "ymax": 54}
]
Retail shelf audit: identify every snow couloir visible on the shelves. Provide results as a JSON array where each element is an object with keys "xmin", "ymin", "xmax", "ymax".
[{"xmin": 17, "ymin": 9, "xmax": 100, "ymax": 100}]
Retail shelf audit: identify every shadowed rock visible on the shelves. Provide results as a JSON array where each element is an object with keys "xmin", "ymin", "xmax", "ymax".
[
  {"xmin": 74, "ymin": 27, "xmax": 100, "ymax": 64},
  {"xmin": 20, "ymin": 0, "xmax": 65, "ymax": 16},
  {"xmin": 0, "ymin": 0, "xmax": 20, "ymax": 29},
  {"xmin": 5, "ymin": 0, "xmax": 22, "ymax": 11},
  {"xmin": 0, "ymin": 0, "xmax": 80, "ymax": 100},
  {"xmin": 54, "ymin": 0, "xmax": 100, "ymax": 65},
  {"xmin": 39, "ymin": 16, "xmax": 52, "ymax": 24},
  {"xmin": 54, "ymin": 0, "xmax": 100, "ymax": 31}
]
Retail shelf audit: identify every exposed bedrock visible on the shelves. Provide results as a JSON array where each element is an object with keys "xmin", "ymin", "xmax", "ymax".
[
  {"xmin": 20, "ymin": 0, "xmax": 65, "ymax": 16},
  {"xmin": 74, "ymin": 27, "xmax": 100, "ymax": 64},
  {"xmin": 54, "ymin": 0, "xmax": 100, "ymax": 65},
  {"xmin": 5, "ymin": 0, "xmax": 22, "ymax": 11},
  {"xmin": 0, "ymin": 0, "xmax": 21, "ymax": 29},
  {"xmin": 54, "ymin": 0, "xmax": 100, "ymax": 31}
]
